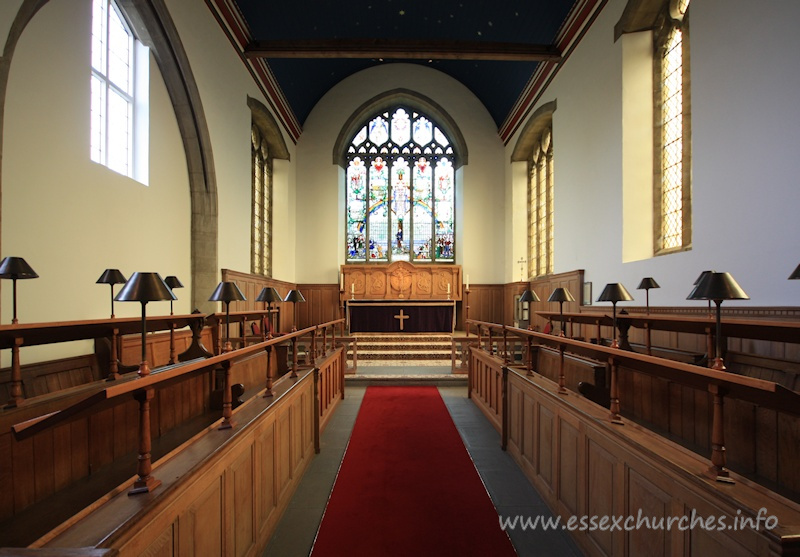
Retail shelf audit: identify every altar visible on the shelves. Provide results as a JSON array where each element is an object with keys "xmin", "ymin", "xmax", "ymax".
[{"xmin": 346, "ymin": 300, "xmax": 456, "ymax": 333}]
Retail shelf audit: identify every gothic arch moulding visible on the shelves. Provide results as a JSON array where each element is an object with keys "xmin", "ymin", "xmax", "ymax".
[
  {"xmin": 332, "ymin": 88, "xmax": 468, "ymax": 170},
  {"xmin": 248, "ymin": 96, "xmax": 290, "ymax": 161},
  {"xmin": 510, "ymin": 100, "xmax": 557, "ymax": 162}
]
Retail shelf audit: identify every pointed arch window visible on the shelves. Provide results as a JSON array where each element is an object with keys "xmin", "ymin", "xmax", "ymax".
[
  {"xmin": 345, "ymin": 107, "xmax": 456, "ymax": 263},
  {"xmin": 528, "ymin": 128, "xmax": 554, "ymax": 278},
  {"xmin": 655, "ymin": 0, "xmax": 691, "ymax": 253},
  {"xmin": 252, "ymin": 124, "xmax": 272, "ymax": 276}
]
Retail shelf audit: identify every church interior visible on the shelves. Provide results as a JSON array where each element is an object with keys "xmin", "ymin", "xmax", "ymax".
[{"xmin": 1, "ymin": 0, "xmax": 799, "ymax": 555}]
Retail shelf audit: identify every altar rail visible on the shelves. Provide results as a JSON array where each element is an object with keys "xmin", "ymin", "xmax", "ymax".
[
  {"xmin": 0, "ymin": 319, "xmax": 345, "ymax": 548},
  {"xmin": 466, "ymin": 320, "xmax": 800, "ymax": 556}
]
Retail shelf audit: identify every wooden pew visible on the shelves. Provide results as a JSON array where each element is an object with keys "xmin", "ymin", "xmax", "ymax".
[
  {"xmin": 466, "ymin": 320, "xmax": 800, "ymax": 556},
  {"xmin": 0, "ymin": 319, "xmax": 346, "ymax": 550}
]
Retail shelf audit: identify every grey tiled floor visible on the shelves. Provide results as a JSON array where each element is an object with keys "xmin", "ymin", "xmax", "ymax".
[{"xmin": 264, "ymin": 383, "xmax": 583, "ymax": 556}]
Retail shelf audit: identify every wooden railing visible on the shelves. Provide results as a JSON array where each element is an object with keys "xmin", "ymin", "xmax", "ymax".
[
  {"xmin": 466, "ymin": 319, "xmax": 800, "ymax": 556},
  {"xmin": 0, "ymin": 314, "xmax": 210, "ymax": 407},
  {"xmin": 467, "ymin": 319, "xmax": 800, "ymax": 480},
  {"xmin": 0, "ymin": 318, "xmax": 346, "ymax": 549}
]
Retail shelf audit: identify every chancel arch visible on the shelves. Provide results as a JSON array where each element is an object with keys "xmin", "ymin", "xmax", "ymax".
[{"xmin": 334, "ymin": 90, "xmax": 468, "ymax": 264}]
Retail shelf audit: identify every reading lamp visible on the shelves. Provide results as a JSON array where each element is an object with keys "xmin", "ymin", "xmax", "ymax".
[
  {"xmin": 690, "ymin": 270, "xmax": 714, "ymax": 316},
  {"xmin": 114, "ymin": 272, "xmax": 176, "ymax": 376},
  {"xmin": 209, "ymin": 281, "xmax": 246, "ymax": 352},
  {"xmin": 256, "ymin": 286, "xmax": 282, "ymax": 337},
  {"xmin": 547, "ymin": 287, "xmax": 575, "ymax": 336},
  {"xmin": 687, "ymin": 272, "xmax": 749, "ymax": 371},
  {"xmin": 164, "ymin": 276, "xmax": 184, "ymax": 315},
  {"xmin": 519, "ymin": 289, "xmax": 539, "ymax": 330},
  {"xmin": 636, "ymin": 277, "xmax": 660, "ymax": 314},
  {"xmin": 96, "ymin": 269, "xmax": 127, "ymax": 318},
  {"xmin": 0, "ymin": 257, "xmax": 39, "ymax": 324},
  {"xmin": 284, "ymin": 289, "xmax": 306, "ymax": 331},
  {"xmin": 596, "ymin": 283, "xmax": 633, "ymax": 348}
]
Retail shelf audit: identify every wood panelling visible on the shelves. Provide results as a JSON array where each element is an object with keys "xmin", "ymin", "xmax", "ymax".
[
  {"xmin": 528, "ymin": 269, "xmax": 585, "ymax": 332},
  {"xmin": 296, "ymin": 284, "xmax": 343, "ymax": 330},
  {"xmin": 341, "ymin": 261, "xmax": 462, "ymax": 300},
  {"xmin": 470, "ymin": 348, "xmax": 800, "ymax": 557},
  {"xmin": 33, "ymin": 346, "xmax": 344, "ymax": 555},
  {"xmin": 464, "ymin": 284, "xmax": 505, "ymax": 327}
]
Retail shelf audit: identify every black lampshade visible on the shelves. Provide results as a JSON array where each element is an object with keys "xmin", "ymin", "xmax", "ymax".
[
  {"xmin": 637, "ymin": 277, "xmax": 660, "ymax": 290},
  {"xmin": 115, "ymin": 272, "xmax": 177, "ymax": 302},
  {"xmin": 686, "ymin": 272, "xmax": 749, "ymax": 302},
  {"xmin": 789, "ymin": 264, "xmax": 800, "ymax": 280},
  {"xmin": 519, "ymin": 289, "xmax": 540, "ymax": 303},
  {"xmin": 284, "ymin": 289, "xmax": 306, "ymax": 303},
  {"xmin": 547, "ymin": 287, "xmax": 575, "ymax": 303},
  {"xmin": 164, "ymin": 275, "xmax": 184, "ymax": 290},
  {"xmin": 257, "ymin": 286, "xmax": 282, "ymax": 303},
  {"xmin": 0, "ymin": 257, "xmax": 38, "ymax": 279},
  {"xmin": 694, "ymin": 270, "xmax": 714, "ymax": 285},
  {"xmin": 597, "ymin": 283, "xmax": 633, "ymax": 303},
  {"xmin": 209, "ymin": 281, "xmax": 246, "ymax": 303},
  {"xmin": 96, "ymin": 268, "xmax": 126, "ymax": 285}
]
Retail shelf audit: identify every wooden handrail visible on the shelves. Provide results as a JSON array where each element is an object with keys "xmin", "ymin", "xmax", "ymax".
[
  {"xmin": 0, "ymin": 313, "xmax": 205, "ymax": 349},
  {"xmin": 537, "ymin": 310, "xmax": 800, "ymax": 344},
  {"xmin": 467, "ymin": 318, "xmax": 800, "ymax": 483}
]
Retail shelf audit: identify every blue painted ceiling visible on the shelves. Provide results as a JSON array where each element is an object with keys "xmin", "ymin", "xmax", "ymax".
[{"xmin": 233, "ymin": 0, "xmax": 578, "ymax": 128}]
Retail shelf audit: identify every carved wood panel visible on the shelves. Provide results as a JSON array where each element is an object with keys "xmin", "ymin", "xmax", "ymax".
[{"xmin": 341, "ymin": 261, "xmax": 461, "ymax": 300}]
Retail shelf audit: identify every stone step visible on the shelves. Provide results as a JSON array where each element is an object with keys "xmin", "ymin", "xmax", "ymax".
[
  {"xmin": 355, "ymin": 343, "xmax": 451, "ymax": 351},
  {"xmin": 355, "ymin": 351, "xmax": 451, "ymax": 361}
]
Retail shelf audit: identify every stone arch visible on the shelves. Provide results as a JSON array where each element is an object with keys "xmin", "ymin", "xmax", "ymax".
[
  {"xmin": 248, "ymin": 96, "xmax": 291, "ymax": 162},
  {"xmin": 510, "ymin": 100, "xmax": 557, "ymax": 162}
]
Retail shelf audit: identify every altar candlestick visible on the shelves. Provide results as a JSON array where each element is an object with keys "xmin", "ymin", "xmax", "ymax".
[{"xmin": 466, "ymin": 275, "xmax": 470, "ymax": 290}]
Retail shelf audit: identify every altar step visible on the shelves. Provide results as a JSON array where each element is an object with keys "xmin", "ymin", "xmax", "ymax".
[{"xmin": 349, "ymin": 333, "xmax": 452, "ymax": 367}]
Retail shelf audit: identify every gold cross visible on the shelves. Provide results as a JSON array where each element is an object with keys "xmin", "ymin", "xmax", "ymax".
[{"xmin": 394, "ymin": 309, "xmax": 409, "ymax": 331}]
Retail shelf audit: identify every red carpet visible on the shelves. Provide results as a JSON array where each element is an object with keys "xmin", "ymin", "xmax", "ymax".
[{"xmin": 312, "ymin": 386, "xmax": 516, "ymax": 556}]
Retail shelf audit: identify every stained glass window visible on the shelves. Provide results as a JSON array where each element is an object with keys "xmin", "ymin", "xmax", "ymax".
[
  {"xmin": 251, "ymin": 124, "xmax": 272, "ymax": 276},
  {"xmin": 528, "ymin": 128, "xmax": 553, "ymax": 278},
  {"xmin": 657, "ymin": 0, "xmax": 692, "ymax": 253},
  {"xmin": 345, "ymin": 107, "xmax": 456, "ymax": 262}
]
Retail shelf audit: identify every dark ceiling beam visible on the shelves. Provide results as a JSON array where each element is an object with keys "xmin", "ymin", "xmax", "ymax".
[{"xmin": 244, "ymin": 39, "xmax": 561, "ymax": 62}]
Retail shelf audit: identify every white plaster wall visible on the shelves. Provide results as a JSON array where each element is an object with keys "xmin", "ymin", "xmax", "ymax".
[
  {"xmin": 294, "ymin": 63, "xmax": 505, "ymax": 285},
  {"xmin": 1, "ymin": 0, "xmax": 192, "ymax": 363},
  {"xmin": 0, "ymin": 0, "xmax": 289, "ymax": 364},
  {"xmin": 507, "ymin": 0, "xmax": 800, "ymax": 307}
]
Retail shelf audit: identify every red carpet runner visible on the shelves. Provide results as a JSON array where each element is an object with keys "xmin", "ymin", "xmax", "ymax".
[{"xmin": 312, "ymin": 386, "xmax": 517, "ymax": 556}]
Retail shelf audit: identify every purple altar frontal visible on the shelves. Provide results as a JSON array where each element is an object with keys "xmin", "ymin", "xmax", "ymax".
[{"xmin": 346, "ymin": 300, "xmax": 456, "ymax": 333}]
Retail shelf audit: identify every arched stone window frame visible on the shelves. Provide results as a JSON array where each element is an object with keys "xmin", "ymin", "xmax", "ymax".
[
  {"xmin": 248, "ymin": 97, "xmax": 290, "ymax": 277},
  {"xmin": 333, "ymin": 90, "xmax": 468, "ymax": 264},
  {"xmin": 512, "ymin": 101, "xmax": 556, "ymax": 279}
]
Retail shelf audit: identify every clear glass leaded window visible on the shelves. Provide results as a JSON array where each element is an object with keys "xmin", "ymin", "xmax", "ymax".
[
  {"xmin": 528, "ymin": 129, "xmax": 554, "ymax": 278},
  {"xmin": 345, "ymin": 108, "xmax": 455, "ymax": 263},
  {"xmin": 252, "ymin": 125, "xmax": 272, "ymax": 276},
  {"xmin": 91, "ymin": 0, "xmax": 137, "ymax": 177},
  {"xmin": 657, "ymin": 0, "xmax": 691, "ymax": 252}
]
